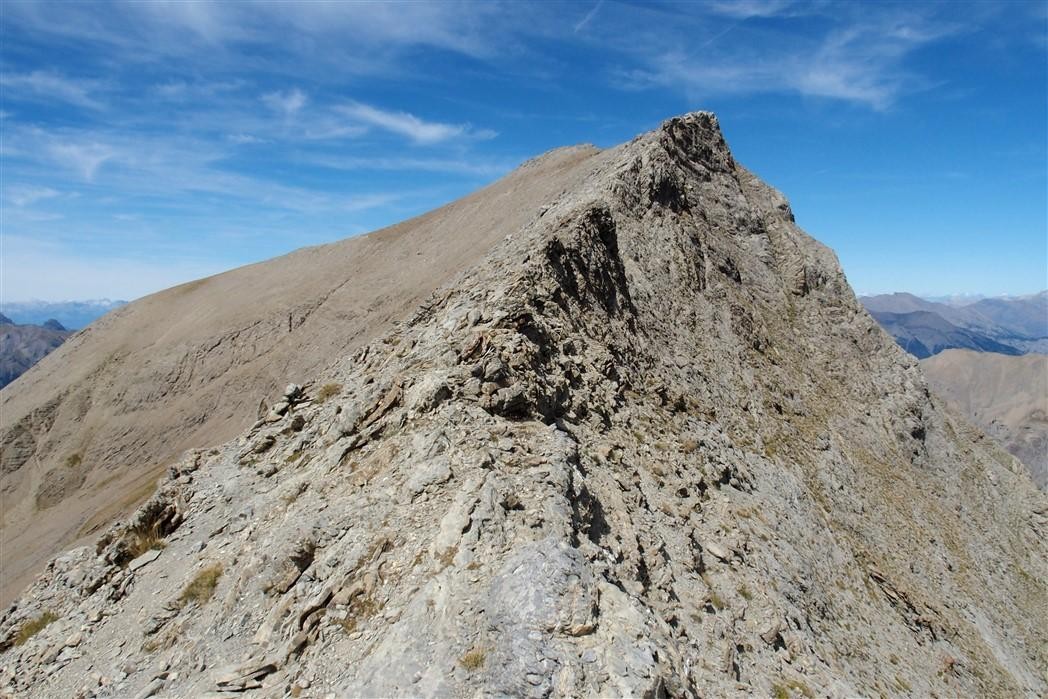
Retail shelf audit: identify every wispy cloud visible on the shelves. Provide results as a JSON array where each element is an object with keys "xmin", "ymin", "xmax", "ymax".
[
  {"xmin": 707, "ymin": 0, "xmax": 794, "ymax": 20},
  {"xmin": 340, "ymin": 192, "xmax": 402, "ymax": 212},
  {"xmin": 621, "ymin": 7, "xmax": 955, "ymax": 109},
  {"xmin": 4, "ymin": 185, "xmax": 61, "ymax": 208},
  {"xmin": 46, "ymin": 141, "xmax": 118, "ymax": 180},
  {"xmin": 1, "ymin": 71, "xmax": 106, "ymax": 110},
  {"xmin": 305, "ymin": 154, "xmax": 513, "ymax": 178},
  {"xmin": 263, "ymin": 88, "xmax": 307, "ymax": 117},
  {"xmin": 574, "ymin": 0, "xmax": 604, "ymax": 34},
  {"xmin": 338, "ymin": 102, "xmax": 495, "ymax": 144},
  {"xmin": 0, "ymin": 1, "xmax": 504, "ymax": 75},
  {"xmin": 7, "ymin": 123, "xmax": 406, "ymax": 214}
]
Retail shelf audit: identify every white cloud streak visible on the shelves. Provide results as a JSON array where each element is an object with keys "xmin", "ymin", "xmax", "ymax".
[
  {"xmin": 1, "ymin": 71, "xmax": 106, "ymax": 110},
  {"xmin": 305, "ymin": 154, "xmax": 513, "ymax": 178},
  {"xmin": 338, "ymin": 102, "xmax": 495, "ymax": 144},
  {"xmin": 621, "ymin": 7, "xmax": 956, "ymax": 109},
  {"xmin": 4, "ymin": 185, "xmax": 61, "ymax": 208},
  {"xmin": 574, "ymin": 0, "xmax": 603, "ymax": 34},
  {"xmin": 46, "ymin": 141, "xmax": 118, "ymax": 180}
]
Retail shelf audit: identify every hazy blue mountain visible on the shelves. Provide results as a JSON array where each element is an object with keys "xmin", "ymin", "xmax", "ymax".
[
  {"xmin": 0, "ymin": 319, "xmax": 72, "ymax": 389},
  {"xmin": 967, "ymin": 291, "xmax": 1047, "ymax": 341},
  {"xmin": 869, "ymin": 310, "xmax": 1024, "ymax": 359},
  {"xmin": 0, "ymin": 299, "xmax": 127, "ymax": 330},
  {"xmin": 861, "ymin": 291, "xmax": 1047, "ymax": 358}
]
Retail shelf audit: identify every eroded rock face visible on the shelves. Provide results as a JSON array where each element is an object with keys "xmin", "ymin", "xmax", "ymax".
[{"xmin": 0, "ymin": 113, "xmax": 1044, "ymax": 699}]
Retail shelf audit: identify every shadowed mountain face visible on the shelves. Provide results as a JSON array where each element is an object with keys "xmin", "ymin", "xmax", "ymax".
[
  {"xmin": 869, "ymin": 310, "xmax": 1024, "ymax": 359},
  {"xmin": 862, "ymin": 292, "xmax": 1048, "ymax": 357},
  {"xmin": 922, "ymin": 349, "xmax": 1048, "ymax": 488},
  {"xmin": 0, "ymin": 114, "xmax": 1044, "ymax": 698},
  {"xmin": 0, "ymin": 317, "xmax": 72, "ymax": 389}
]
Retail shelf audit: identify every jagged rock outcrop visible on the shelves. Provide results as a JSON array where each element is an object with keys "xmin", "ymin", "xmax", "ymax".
[
  {"xmin": 0, "ymin": 145, "xmax": 597, "ymax": 606},
  {"xmin": 1, "ymin": 113, "xmax": 1044, "ymax": 699}
]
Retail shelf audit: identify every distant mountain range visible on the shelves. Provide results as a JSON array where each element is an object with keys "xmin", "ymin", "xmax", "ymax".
[
  {"xmin": 0, "ymin": 314, "xmax": 72, "ymax": 389},
  {"xmin": 0, "ymin": 299, "xmax": 126, "ymax": 330},
  {"xmin": 861, "ymin": 291, "xmax": 1047, "ymax": 358}
]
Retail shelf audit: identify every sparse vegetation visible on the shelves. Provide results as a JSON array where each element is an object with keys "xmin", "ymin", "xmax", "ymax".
[
  {"xmin": 460, "ymin": 647, "xmax": 486, "ymax": 671},
  {"xmin": 350, "ymin": 592, "xmax": 381, "ymax": 618},
  {"xmin": 701, "ymin": 572, "xmax": 726, "ymax": 610},
  {"xmin": 64, "ymin": 453, "xmax": 82, "ymax": 468},
  {"xmin": 315, "ymin": 383, "xmax": 343, "ymax": 402},
  {"xmin": 738, "ymin": 583, "xmax": 753, "ymax": 600},
  {"xmin": 335, "ymin": 615, "xmax": 358, "ymax": 634},
  {"xmin": 771, "ymin": 679, "xmax": 814, "ymax": 698},
  {"xmin": 13, "ymin": 611, "xmax": 59, "ymax": 646},
  {"xmin": 178, "ymin": 564, "xmax": 223, "ymax": 606},
  {"xmin": 126, "ymin": 521, "xmax": 166, "ymax": 559},
  {"xmin": 333, "ymin": 588, "xmax": 382, "ymax": 635},
  {"xmin": 436, "ymin": 545, "xmax": 458, "ymax": 568}
]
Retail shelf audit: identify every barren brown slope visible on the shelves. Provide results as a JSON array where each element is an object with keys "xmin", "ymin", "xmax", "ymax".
[
  {"xmin": 922, "ymin": 348, "xmax": 1048, "ymax": 487},
  {"xmin": 0, "ymin": 144, "xmax": 600, "ymax": 604}
]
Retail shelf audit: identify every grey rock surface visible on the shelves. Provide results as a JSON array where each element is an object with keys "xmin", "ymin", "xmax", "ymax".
[{"xmin": 0, "ymin": 113, "xmax": 1044, "ymax": 698}]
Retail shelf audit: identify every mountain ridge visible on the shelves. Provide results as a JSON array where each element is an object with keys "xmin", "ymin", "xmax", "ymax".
[
  {"xmin": 0, "ymin": 113, "xmax": 1043, "ymax": 698},
  {"xmin": 0, "ymin": 142, "xmax": 604, "ymax": 606}
]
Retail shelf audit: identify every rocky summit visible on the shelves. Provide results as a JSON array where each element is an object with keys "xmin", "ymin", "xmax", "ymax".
[{"xmin": 0, "ymin": 113, "xmax": 1044, "ymax": 698}]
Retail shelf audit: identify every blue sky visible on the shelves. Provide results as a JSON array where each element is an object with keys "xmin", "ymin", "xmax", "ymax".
[{"xmin": 1, "ymin": 0, "xmax": 1045, "ymax": 301}]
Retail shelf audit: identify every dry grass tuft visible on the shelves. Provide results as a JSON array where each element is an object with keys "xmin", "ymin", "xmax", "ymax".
[
  {"xmin": 772, "ymin": 679, "xmax": 814, "ymax": 698},
  {"xmin": 126, "ymin": 522, "xmax": 166, "ymax": 559},
  {"xmin": 13, "ymin": 611, "xmax": 59, "ymax": 646},
  {"xmin": 459, "ymin": 647, "xmax": 486, "ymax": 671},
  {"xmin": 315, "ymin": 383, "xmax": 343, "ymax": 403},
  {"xmin": 178, "ymin": 564, "xmax": 223, "ymax": 606}
]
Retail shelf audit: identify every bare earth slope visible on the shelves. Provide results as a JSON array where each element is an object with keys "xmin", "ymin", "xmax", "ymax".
[
  {"xmin": 922, "ymin": 349, "xmax": 1048, "ymax": 487},
  {"xmin": 0, "ymin": 114, "xmax": 1044, "ymax": 698},
  {"xmin": 0, "ymin": 145, "xmax": 600, "ymax": 605}
]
